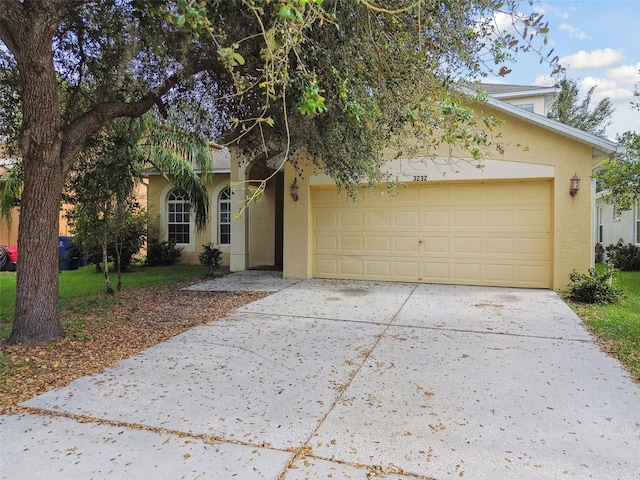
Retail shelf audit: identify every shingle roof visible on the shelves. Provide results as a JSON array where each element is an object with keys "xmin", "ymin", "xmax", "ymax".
[{"xmin": 478, "ymin": 83, "xmax": 555, "ymax": 95}]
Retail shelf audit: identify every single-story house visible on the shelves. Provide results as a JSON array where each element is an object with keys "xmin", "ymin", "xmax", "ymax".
[{"xmin": 149, "ymin": 84, "xmax": 621, "ymax": 290}]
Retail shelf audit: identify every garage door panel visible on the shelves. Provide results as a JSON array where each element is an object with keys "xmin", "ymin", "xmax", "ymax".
[
  {"xmin": 420, "ymin": 185, "xmax": 451, "ymax": 204},
  {"xmin": 516, "ymin": 209, "xmax": 551, "ymax": 230},
  {"xmin": 392, "ymin": 261, "xmax": 420, "ymax": 279},
  {"xmin": 421, "ymin": 262, "xmax": 450, "ymax": 281},
  {"xmin": 484, "ymin": 237, "xmax": 514, "ymax": 255},
  {"xmin": 424, "ymin": 236, "xmax": 449, "ymax": 253},
  {"xmin": 316, "ymin": 210, "xmax": 338, "ymax": 228},
  {"xmin": 313, "ymin": 180, "xmax": 552, "ymax": 288},
  {"xmin": 393, "ymin": 236, "xmax": 420, "ymax": 253},
  {"xmin": 315, "ymin": 257, "xmax": 338, "ymax": 276},
  {"xmin": 366, "ymin": 236, "xmax": 392, "ymax": 253},
  {"xmin": 452, "ymin": 236, "xmax": 482, "ymax": 255},
  {"xmin": 340, "ymin": 211, "xmax": 364, "ymax": 228},
  {"xmin": 484, "ymin": 210, "xmax": 515, "ymax": 228},
  {"xmin": 341, "ymin": 259, "xmax": 364, "ymax": 276},
  {"xmin": 366, "ymin": 211, "xmax": 392, "ymax": 228},
  {"xmin": 452, "ymin": 262, "xmax": 482, "ymax": 282},
  {"xmin": 485, "ymin": 264, "xmax": 515, "ymax": 283},
  {"xmin": 393, "ymin": 211, "xmax": 420, "ymax": 227},
  {"xmin": 451, "ymin": 185, "xmax": 483, "ymax": 204},
  {"xmin": 517, "ymin": 264, "xmax": 550, "ymax": 285},
  {"xmin": 453, "ymin": 210, "xmax": 482, "ymax": 227},
  {"xmin": 316, "ymin": 235, "xmax": 338, "ymax": 253},
  {"xmin": 340, "ymin": 236, "xmax": 364, "ymax": 251},
  {"xmin": 422, "ymin": 210, "xmax": 450, "ymax": 227},
  {"xmin": 515, "ymin": 235, "xmax": 551, "ymax": 257},
  {"xmin": 367, "ymin": 260, "xmax": 392, "ymax": 277}
]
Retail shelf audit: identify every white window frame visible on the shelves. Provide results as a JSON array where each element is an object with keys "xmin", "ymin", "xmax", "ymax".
[
  {"xmin": 516, "ymin": 103, "xmax": 535, "ymax": 113},
  {"xmin": 218, "ymin": 187, "xmax": 231, "ymax": 245},
  {"xmin": 167, "ymin": 189, "xmax": 192, "ymax": 245},
  {"xmin": 612, "ymin": 205, "xmax": 621, "ymax": 222}
]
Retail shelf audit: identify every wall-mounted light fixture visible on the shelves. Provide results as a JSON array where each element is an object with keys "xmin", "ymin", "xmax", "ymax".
[
  {"xmin": 290, "ymin": 178, "xmax": 299, "ymax": 202},
  {"xmin": 569, "ymin": 173, "xmax": 581, "ymax": 197}
]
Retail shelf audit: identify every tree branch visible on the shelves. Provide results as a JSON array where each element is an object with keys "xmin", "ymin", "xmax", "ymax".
[
  {"xmin": 60, "ymin": 59, "xmax": 221, "ymax": 172},
  {"xmin": 0, "ymin": 1, "xmax": 26, "ymax": 55}
]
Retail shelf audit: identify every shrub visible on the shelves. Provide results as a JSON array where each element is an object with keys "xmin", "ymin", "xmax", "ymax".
[
  {"xmin": 146, "ymin": 240, "xmax": 182, "ymax": 266},
  {"xmin": 595, "ymin": 242, "xmax": 605, "ymax": 263},
  {"xmin": 198, "ymin": 243, "xmax": 223, "ymax": 276},
  {"xmin": 605, "ymin": 240, "xmax": 640, "ymax": 271},
  {"xmin": 567, "ymin": 268, "xmax": 623, "ymax": 304}
]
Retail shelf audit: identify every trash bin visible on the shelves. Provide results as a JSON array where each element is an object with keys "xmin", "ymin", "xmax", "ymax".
[
  {"xmin": 6, "ymin": 246, "xmax": 17, "ymax": 271},
  {"xmin": 58, "ymin": 236, "xmax": 73, "ymax": 270}
]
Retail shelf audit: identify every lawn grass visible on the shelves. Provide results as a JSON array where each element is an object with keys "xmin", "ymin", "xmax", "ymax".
[
  {"xmin": 0, "ymin": 264, "xmax": 209, "ymax": 338},
  {"xmin": 570, "ymin": 269, "xmax": 640, "ymax": 382}
]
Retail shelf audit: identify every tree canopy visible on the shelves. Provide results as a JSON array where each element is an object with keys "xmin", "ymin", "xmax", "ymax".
[
  {"xmin": 594, "ymin": 131, "xmax": 640, "ymax": 212},
  {"xmin": 0, "ymin": 0, "xmax": 558, "ymax": 343},
  {"xmin": 547, "ymin": 78, "xmax": 614, "ymax": 137}
]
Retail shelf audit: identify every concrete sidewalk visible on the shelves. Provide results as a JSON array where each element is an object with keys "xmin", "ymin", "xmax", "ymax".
[{"xmin": 2, "ymin": 273, "xmax": 639, "ymax": 479}]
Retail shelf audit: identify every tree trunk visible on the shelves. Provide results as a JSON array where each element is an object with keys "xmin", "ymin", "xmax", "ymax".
[
  {"xmin": 102, "ymin": 240, "xmax": 114, "ymax": 295},
  {"xmin": 8, "ymin": 159, "xmax": 65, "ymax": 343},
  {"xmin": 7, "ymin": 9, "xmax": 65, "ymax": 343}
]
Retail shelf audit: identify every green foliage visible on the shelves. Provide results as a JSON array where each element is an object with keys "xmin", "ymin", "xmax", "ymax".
[
  {"xmin": 74, "ymin": 208, "xmax": 147, "ymax": 271},
  {"xmin": 547, "ymin": 79, "xmax": 614, "ymax": 137},
  {"xmin": 146, "ymin": 240, "xmax": 183, "ymax": 267},
  {"xmin": 593, "ymin": 131, "xmax": 640, "ymax": 211},
  {"xmin": 605, "ymin": 240, "xmax": 640, "ymax": 271},
  {"xmin": 567, "ymin": 268, "xmax": 623, "ymax": 305},
  {"xmin": 198, "ymin": 243, "xmax": 223, "ymax": 275}
]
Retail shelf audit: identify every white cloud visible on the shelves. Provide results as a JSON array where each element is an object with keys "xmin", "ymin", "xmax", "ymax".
[
  {"xmin": 560, "ymin": 48, "xmax": 624, "ymax": 70},
  {"xmin": 579, "ymin": 76, "xmax": 633, "ymax": 103},
  {"xmin": 607, "ymin": 63, "xmax": 640, "ymax": 85},
  {"xmin": 558, "ymin": 23, "xmax": 588, "ymax": 40}
]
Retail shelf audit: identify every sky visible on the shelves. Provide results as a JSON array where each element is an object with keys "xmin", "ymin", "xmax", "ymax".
[{"xmin": 486, "ymin": 0, "xmax": 640, "ymax": 140}]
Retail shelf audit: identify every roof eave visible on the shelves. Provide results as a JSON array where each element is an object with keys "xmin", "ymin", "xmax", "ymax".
[{"xmin": 481, "ymin": 95, "xmax": 622, "ymax": 157}]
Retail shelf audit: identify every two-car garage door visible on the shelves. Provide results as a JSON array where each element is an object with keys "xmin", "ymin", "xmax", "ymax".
[{"xmin": 313, "ymin": 180, "xmax": 552, "ymax": 288}]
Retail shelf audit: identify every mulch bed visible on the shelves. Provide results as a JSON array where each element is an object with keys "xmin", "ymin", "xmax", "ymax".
[{"xmin": 0, "ymin": 282, "xmax": 268, "ymax": 414}]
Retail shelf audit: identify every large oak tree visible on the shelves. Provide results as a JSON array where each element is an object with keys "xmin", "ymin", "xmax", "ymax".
[{"xmin": 0, "ymin": 0, "xmax": 555, "ymax": 343}]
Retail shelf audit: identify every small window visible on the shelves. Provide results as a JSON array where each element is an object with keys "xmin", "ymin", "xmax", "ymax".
[
  {"xmin": 219, "ymin": 187, "xmax": 231, "ymax": 245},
  {"xmin": 516, "ymin": 103, "xmax": 535, "ymax": 113},
  {"xmin": 613, "ymin": 205, "xmax": 621, "ymax": 221},
  {"xmin": 168, "ymin": 189, "xmax": 191, "ymax": 244}
]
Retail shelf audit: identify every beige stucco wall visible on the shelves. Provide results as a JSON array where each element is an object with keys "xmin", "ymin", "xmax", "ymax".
[
  {"xmin": 276, "ymin": 102, "xmax": 598, "ymax": 291},
  {"xmin": 147, "ymin": 174, "xmax": 231, "ymax": 266},
  {"xmin": 500, "ymin": 95, "xmax": 551, "ymax": 116},
  {"xmin": 282, "ymin": 162, "xmax": 314, "ymax": 279}
]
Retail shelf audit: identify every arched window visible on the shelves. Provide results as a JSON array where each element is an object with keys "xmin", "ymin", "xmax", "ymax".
[
  {"xmin": 168, "ymin": 189, "xmax": 191, "ymax": 244},
  {"xmin": 219, "ymin": 187, "xmax": 231, "ymax": 245}
]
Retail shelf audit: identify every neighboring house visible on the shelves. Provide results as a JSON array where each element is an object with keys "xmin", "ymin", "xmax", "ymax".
[
  {"xmin": 147, "ymin": 84, "xmax": 621, "ymax": 290},
  {"xmin": 0, "ymin": 144, "xmax": 147, "ymax": 249},
  {"xmin": 1, "ymin": 148, "xmax": 74, "ymax": 246},
  {"xmin": 595, "ymin": 192, "xmax": 640, "ymax": 258}
]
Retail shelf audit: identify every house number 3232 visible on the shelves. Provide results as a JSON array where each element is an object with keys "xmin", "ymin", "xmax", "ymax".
[{"xmin": 412, "ymin": 175, "xmax": 428, "ymax": 181}]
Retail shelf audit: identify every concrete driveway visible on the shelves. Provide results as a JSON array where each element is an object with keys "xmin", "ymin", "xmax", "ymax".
[{"xmin": 2, "ymin": 272, "xmax": 639, "ymax": 479}]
